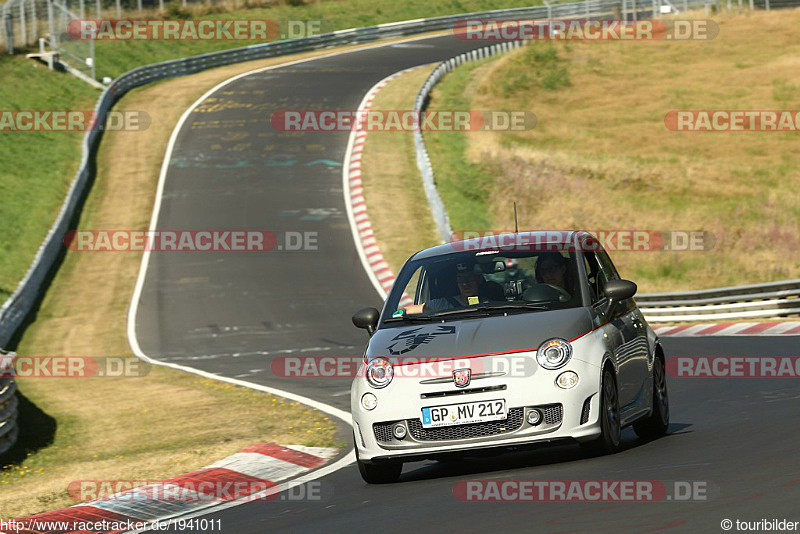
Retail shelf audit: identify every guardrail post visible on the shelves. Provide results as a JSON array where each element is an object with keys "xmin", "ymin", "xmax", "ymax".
[
  {"xmin": 544, "ymin": 0, "xmax": 552, "ymax": 19},
  {"xmin": 20, "ymin": 3, "xmax": 27, "ymax": 47},
  {"xmin": 47, "ymin": 0, "xmax": 56, "ymax": 50},
  {"xmin": 137, "ymin": 0, "xmax": 142, "ymax": 14},
  {"xmin": 78, "ymin": 0, "xmax": 84, "ymax": 18},
  {"xmin": 764, "ymin": 0, "xmax": 769, "ymax": 8},
  {"xmin": 3, "ymin": 5, "xmax": 13, "ymax": 53},
  {"xmin": 115, "ymin": 0, "xmax": 121, "ymax": 17},
  {"xmin": 684, "ymin": 0, "xmax": 688, "ymax": 11},
  {"xmin": 30, "ymin": 0, "xmax": 38, "ymax": 42}
]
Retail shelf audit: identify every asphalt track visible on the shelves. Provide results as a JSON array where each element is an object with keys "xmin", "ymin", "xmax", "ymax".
[{"xmin": 131, "ymin": 34, "xmax": 800, "ymax": 533}]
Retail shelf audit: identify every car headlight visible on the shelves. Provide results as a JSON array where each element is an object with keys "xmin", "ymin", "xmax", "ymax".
[
  {"xmin": 537, "ymin": 338, "xmax": 572, "ymax": 370},
  {"xmin": 366, "ymin": 357, "xmax": 394, "ymax": 389}
]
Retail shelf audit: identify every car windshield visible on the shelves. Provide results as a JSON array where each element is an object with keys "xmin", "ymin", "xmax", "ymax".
[{"xmin": 383, "ymin": 249, "xmax": 584, "ymax": 322}]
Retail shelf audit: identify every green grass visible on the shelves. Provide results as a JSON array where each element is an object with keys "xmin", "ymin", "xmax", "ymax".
[
  {"xmin": 424, "ymin": 59, "xmax": 495, "ymax": 232},
  {"xmin": 0, "ymin": 57, "xmax": 98, "ymax": 301}
]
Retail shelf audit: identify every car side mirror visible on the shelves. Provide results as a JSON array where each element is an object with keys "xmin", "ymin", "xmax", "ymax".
[
  {"xmin": 352, "ymin": 307, "xmax": 380, "ymax": 336},
  {"xmin": 605, "ymin": 279, "xmax": 637, "ymax": 301},
  {"xmin": 599, "ymin": 279, "xmax": 637, "ymax": 316}
]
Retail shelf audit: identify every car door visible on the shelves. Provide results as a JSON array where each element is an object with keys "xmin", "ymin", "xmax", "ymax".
[
  {"xmin": 595, "ymin": 249, "xmax": 651, "ymax": 410},
  {"xmin": 584, "ymin": 250, "xmax": 641, "ymax": 409}
]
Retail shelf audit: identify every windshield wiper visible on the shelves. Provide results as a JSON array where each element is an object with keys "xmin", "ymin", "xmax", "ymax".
[
  {"xmin": 431, "ymin": 303, "xmax": 548, "ymax": 318},
  {"xmin": 475, "ymin": 303, "xmax": 549, "ymax": 312},
  {"xmin": 383, "ymin": 314, "xmax": 434, "ymax": 323}
]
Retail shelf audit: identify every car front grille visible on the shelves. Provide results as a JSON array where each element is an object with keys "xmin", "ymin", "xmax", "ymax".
[
  {"xmin": 543, "ymin": 403, "xmax": 563, "ymax": 425},
  {"xmin": 373, "ymin": 404, "xmax": 564, "ymax": 444},
  {"xmin": 580, "ymin": 396, "xmax": 592, "ymax": 425},
  {"xmin": 373, "ymin": 422, "xmax": 394, "ymax": 443},
  {"xmin": 408, "ymin": 408, "xmax": 525, "ymax": 441}
]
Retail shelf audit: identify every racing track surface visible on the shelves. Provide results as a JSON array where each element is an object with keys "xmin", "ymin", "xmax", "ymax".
[{"xmin": 132, "ymin": 34, "xmax": 800, "ymax": 532}]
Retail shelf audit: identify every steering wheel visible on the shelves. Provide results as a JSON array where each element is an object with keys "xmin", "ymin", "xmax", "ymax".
[
  {"xmin": 543, "ymin": 283, "xmax": 572, "ymax": 303},
  {"xmin": 521, "ymin": 283, "xmax": 571, "ymax": 303}
]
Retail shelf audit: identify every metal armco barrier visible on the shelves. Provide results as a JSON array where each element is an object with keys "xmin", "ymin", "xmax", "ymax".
[
  {"xmin": 0, "ymin": 349, "xmax": 19, "ymax": 457},
  {"xmin": 636, "ymin": 279, "xmax": 800, "ymax": 322}
]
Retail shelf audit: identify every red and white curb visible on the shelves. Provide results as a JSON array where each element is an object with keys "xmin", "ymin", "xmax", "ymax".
[
  {"xmin": 654, "ymin": 321, "xmax": 800, "ymax": 337},
  {"xmin": 13, "ymin": 443, "xmax": 336, "ymax": 533},
  {"xmin": 344, "ymin": 66, "xmax": 428, "ymax": 307}
]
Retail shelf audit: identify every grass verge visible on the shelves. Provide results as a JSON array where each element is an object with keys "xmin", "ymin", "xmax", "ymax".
[
  {"xmin": 415, "ymin": 10, "xmax": 800, "ymax": 291},
  {"xmin": 359, "ymin": 64, "xmax": 441, "ymax": 273},
  {"xmin": 0, "ymin": 59, "xmax": 98, "ymax": 302}
]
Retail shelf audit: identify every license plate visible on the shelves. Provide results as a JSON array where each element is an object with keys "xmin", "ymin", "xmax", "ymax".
[{"xmin": 421, "ymin": 399, "xmax": 507, "ymax": 428}]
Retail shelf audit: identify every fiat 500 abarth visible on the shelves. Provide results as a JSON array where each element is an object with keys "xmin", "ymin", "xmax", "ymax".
[{"xmin": 350, "ymin": 231, "xmax": 669, "ymax": 484}]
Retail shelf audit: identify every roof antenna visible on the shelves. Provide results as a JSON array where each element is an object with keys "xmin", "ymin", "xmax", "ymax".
[{"xmin": 513, "ymin": 202, "xmax": 519, "ymax": 234}]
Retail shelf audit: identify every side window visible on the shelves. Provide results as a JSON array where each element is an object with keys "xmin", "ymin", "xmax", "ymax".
[
  {"xmin": 583, "ymin": 255, "xmax": 602, "ymax": 304},
  {"xmin": 595, "ymin": 250, "xmax": 621, "ymax": 282},
  {"xmin": 586, "ymin": 251, "xmax": 619, "ymax": 301}
]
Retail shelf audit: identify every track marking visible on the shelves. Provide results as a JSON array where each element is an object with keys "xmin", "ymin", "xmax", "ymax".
[{"xmin": 125, "ymin": 32, "xmax": 455, "ymax": 529}]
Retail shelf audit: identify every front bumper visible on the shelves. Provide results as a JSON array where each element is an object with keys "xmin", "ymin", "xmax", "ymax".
[{"xmin": 352, "ymin": 350, "xmax": 604, "ymax": 462}]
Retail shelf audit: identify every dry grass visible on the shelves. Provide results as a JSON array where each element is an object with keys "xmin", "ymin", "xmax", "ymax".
[
  {"xmin": 440, "ymin": 10, "xmax": 800, "ymax": 291},
  {"xmin": 359, "ymin": 65, "xmax": 441, "ymax": 273}
]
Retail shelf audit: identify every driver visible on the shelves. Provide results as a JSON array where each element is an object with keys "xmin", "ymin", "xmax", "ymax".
[
  {"xmin": 404, "ymin": 262, "xmax": 493, "ymax": 315},
  {"xmin": 535, "ymin": 252, "xmax": 570, "ymax": 293}
]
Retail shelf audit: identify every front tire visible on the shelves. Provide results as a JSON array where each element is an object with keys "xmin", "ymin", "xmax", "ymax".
[
  {"xmin": 581, "ymin": 367, "xmax": 622, "ymax": 456},
  {"xmin": 633, "ymin": 354, "xmax": 670, "ymax": 440},
  {"xmin": 357, "ymin": 459, "xmax": 402, "ymax": 484},
  {"xmin": 354, "ymin": 437, "xmax": 402, "ymax": 484}
]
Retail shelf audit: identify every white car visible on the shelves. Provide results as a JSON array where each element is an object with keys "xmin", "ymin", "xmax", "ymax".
[{"xmin": 350, "ymin": 231, "xmax": 669, "ymax": 483}]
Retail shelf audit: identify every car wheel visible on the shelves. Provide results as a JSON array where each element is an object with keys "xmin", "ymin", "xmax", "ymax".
[
  {"xmin": 357, "ymin": 459, "xmax": 402, "ymax": 484},
  {"xmin": 633, "ymin": 354, "xmax": 670, "ymax": 440},
  {"xmin": 354, "ymin": 438, "xmax": 402, "ymax": 484},
  {"xmin": 581, "ymin": 367, "xmax": 622, "ymax": 456}
]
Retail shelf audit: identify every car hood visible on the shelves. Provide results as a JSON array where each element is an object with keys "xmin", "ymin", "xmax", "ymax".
[{"xmin": 367, "ymin": 308, "xmax": 593, "ymax": 361}]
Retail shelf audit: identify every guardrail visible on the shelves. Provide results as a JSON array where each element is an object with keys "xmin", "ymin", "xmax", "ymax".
[
  {"xmin": 636, "ymin": 279, "xmax": 800, "ymax": 322},
  {"xmin": 0, "ymin": 349, "xmax": 19, "ymax": 457}
]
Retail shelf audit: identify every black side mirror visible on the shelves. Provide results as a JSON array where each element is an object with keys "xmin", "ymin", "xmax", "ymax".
[
  {"xmin": 599, "ymin": 279, "xmax": 637, "ymax": 316},
  {"xmin": 605, "ymin": 279, "xmax": 637, "ymax": 301},
  {"xmin": 352, "ymin": 307, "xmax": 380, "ymax": 336}
]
